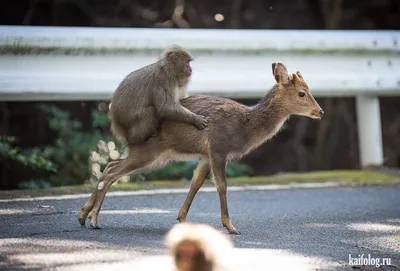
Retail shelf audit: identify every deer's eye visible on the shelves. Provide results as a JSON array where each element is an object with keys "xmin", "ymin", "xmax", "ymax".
[{"xmin": 299, "ymin": 92, "xmax": 305, "ymax": 98}]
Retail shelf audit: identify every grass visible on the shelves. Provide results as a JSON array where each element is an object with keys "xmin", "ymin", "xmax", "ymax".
[
  {"xmin": 0, "ymin": 170, "xmax": 399, "ymax": 200},
  {"xmin": 228, "ymin": 170, "xmax": 400, "ymax": 185}
]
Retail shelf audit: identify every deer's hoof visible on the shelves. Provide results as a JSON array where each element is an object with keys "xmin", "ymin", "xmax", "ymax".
[
  {"xmin": 176, "ymin": 217, "xmax": 187, "ymax": 223},
  {"xmin": 228, "ymin": 228, "xmax": 241, "ymax": 235},
  {"xmin": 89, "ymin": 222, "xmax": 102, "ymax": 229},
  {"xmin": 78, "ymin": 217, "xmax": 86, "ymax": 227}
]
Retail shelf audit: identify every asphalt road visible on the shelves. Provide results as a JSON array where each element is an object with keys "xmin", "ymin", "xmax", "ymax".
[{"xmin": 0, "ymin": 186, "xmax": 399, "ymax": 270}]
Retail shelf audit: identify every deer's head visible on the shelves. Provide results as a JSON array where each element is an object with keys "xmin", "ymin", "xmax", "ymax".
[{"xmin": 272, "ymin": 62, "xmax": 324, "ymax": 119}]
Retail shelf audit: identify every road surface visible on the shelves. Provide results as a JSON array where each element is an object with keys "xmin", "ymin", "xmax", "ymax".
[{"xmin": 0, "ymin": 185, "xmax": 399, "ymax": 270}]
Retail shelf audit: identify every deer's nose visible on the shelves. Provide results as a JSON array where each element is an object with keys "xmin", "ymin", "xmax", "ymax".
[{"xmin": 319, "ymin": 109, "xmax": 324, "ymax": 118}]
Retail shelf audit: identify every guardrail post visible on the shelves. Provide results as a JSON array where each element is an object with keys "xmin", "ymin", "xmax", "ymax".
[{"xmin": 355, "ymin": 95, "xmax": 384, "ymax": 167}]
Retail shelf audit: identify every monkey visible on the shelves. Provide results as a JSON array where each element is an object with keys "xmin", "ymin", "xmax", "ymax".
[
  {"xmin": 109, "ymin": 44, "xmax": 208, "ymax": 144},
  {"xmin": 165, "ymin": 223, "xmax": 234, "ymax": 271}
]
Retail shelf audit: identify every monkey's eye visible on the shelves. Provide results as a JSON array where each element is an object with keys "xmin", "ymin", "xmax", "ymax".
[{"xmin": 299, "ymin": 92, "xmax": 305, "ymax": 98}]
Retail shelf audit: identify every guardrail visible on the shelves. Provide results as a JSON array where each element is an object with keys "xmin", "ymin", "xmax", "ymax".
[{"xmin": 1, "ymin": 26, "xmax": 400, "ymax": 168}]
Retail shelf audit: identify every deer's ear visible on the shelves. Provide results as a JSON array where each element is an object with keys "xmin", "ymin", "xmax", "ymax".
[
  {"xmin": 272, "ymin": 62, "xmax": 290, "ymax": 84},
  {"xmin": 296, "ymin": 71, "xmax": 303, "ymax": 80},
  {"xmin": 292, "ymin": 73, "xmax": 300, "ymax": 82}
]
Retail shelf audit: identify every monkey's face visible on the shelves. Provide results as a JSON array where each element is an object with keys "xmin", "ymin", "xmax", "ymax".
[{"xmin": 185, "ymin": 59, "xmax": 192, "ymax": 78}]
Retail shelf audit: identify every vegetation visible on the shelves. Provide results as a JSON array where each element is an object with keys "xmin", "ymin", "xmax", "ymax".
[{"xmin": 0, "ymin": 136, "xmax": 57, "ymax": 189}]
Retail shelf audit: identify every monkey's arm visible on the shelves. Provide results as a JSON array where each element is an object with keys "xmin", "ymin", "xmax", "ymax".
[{"xmin": 154, "ymin": 89, "xmax": 208, "ymax": 129}]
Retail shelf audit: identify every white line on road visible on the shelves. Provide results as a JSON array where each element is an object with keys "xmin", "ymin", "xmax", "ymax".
[{"xmin": 0, "ymin": 182, "xmax": 340, "ymax": 203}]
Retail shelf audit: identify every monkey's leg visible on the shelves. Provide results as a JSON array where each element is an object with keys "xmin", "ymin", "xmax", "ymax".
[
  {"xmin": 210, "ymin": 155, "xmax": 240, "ymax": 235},
  {"xmin": 154, "ymin": 95, "xmax": 208, "ymax": 130},
  {"xmin": 88, "ymin": 151, "xmax": 159, "ymax": 229},
  {"xmin": 177, "ymin": 159, "xmax": 210, "ymax": 223},
  {"xmin": 78, "ymin": 160, "xmax": 123, "ymax": 227},
  {"xmin": 127, "ymin": 107, "xmax": 159, "ymax": 143}
]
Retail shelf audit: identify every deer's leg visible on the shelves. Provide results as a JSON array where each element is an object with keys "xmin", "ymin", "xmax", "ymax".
[
  {"xmin": 177, "ymin": 159, "xmax": 210, "ymax": 223},
  {"xmin": 78, "ymin": 159, "xmax": 123, "ymax": 227},
  {"xmin": 88, "ymin": 153, "xmax": 158, "ymax": 229},
  {"xmin": 211, "ymin": 155, "xmax": 240, "ymax": 235}
]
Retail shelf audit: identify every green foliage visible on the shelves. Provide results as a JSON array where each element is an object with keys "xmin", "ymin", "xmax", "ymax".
[
  {"xmin": 134, "ymin": 160, "xmax": 252, "ymax": 181},
  {"xmin": 38, "ymin": 104, "xmax": 120, "ymax": 186},
  {"xmin": 225, "ymin": 162, "xmax": 252, "ymax": 177},
  {"xmin": 0, "ymin": 135, "xmax": 57, "ymax": 173},
  {"xmin": 18, "ymin": 179, "xmax": 52, "ymax": 189}
]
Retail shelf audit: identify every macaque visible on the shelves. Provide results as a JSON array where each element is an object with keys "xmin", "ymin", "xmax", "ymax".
[
  {"xmin": 110, "ymin": 44, "xmax": 208, "ymax": 144},
  {"xmin": 165, "ymin": 223, "xmax": 233, "ymax": 271}
]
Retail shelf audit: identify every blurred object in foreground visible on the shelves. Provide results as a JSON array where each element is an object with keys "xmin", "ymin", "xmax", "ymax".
[
  {"xmin": 166, "ymin": 223, "xmax": 233, "ymax": 271},
  {"xmin": 124, "ymin": 222, "xmax": 342, "ymax": 270}
]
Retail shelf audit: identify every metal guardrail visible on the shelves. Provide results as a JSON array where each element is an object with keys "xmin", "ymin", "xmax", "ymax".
[
  {"xmin": 1, "ymin": 26, "xmax": 399, "ymax": 52},
  {"xmin": 1, "ymin": 26, "xmax": 400, "ymax": 167}
]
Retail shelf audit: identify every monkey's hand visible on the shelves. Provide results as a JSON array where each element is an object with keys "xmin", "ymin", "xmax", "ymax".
[{"xmin": 193, "ymin": 115, "xmax": 209, "ymax": 130}]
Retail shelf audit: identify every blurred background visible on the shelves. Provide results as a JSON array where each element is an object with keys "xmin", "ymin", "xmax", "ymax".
[{"xmin": 0, "ymin": 0, "xmax": 399, "ymax": 190}]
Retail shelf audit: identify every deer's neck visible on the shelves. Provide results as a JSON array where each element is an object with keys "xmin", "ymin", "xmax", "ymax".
[{"xmin": 246, "ymin": 88, "xmax": 289, "ymax": 147}]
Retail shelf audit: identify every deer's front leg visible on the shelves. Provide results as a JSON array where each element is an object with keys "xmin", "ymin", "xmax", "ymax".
[{"xmin": 210, "ymin": 155, "xmax": 240, "ymax": 235}]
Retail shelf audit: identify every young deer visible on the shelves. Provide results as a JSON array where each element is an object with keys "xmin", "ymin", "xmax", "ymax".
[{"xmin": 78, "ymin": 62, "xmax": 324, "ymax": 235}]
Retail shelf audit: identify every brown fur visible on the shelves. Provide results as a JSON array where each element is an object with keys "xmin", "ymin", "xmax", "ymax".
[
  {"xmin": 166, "ymin": 223, "xmax": 233, "ymax": 271},
  {"xmin": 110, "ymin": 44, "xmax": 208, "ymax": 144},
  {"xmin": 78, "ymin": 62, "xmax": 324, "ymax": 234}
]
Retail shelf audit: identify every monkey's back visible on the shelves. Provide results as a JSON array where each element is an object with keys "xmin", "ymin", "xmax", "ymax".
[
  {"xmin": 111, "ymin": 63, "xmax": 167, "ymax": 123},
  {"xmin": 112, "ymin": 63, "xmax": 164, "ymax": 107}
]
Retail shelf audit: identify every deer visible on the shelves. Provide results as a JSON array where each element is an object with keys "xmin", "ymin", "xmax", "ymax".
[{"xmin": 78, "ymin": 62, "xmax": 324, "ymax": 235}]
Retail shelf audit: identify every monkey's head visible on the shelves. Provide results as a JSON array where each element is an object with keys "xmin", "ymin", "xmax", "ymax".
[
  {"xmin": 166, "ymin": 223, "xmax": 233, "ymax": 271},
  {"xmin": 161, "ymin": 44, "xmax": 193, "ymax": 78}
]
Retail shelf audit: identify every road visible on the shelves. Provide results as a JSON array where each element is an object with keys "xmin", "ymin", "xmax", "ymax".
[{"xmin": 0, "ymin": 185, "xmax": 399, "ymax": 270}]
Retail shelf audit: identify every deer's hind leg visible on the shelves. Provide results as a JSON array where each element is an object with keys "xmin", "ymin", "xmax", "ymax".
[
  {"xmin": 177, "ymin": 159, "xmax": 210, "ymax": 223},
  {"xmin": 87, "ymin": 145, "xmax": 166, "ymax": 229},
  {"xmin": 78, "ymin": 159, "xmax": 123, "ymax": 227}
]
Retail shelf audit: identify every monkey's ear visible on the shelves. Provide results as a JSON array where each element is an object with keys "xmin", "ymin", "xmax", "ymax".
[
  {"xmin": 160, "ymin": 47, "xmax": 174, "ymax": 60},
  {"xmin": 272, "ymin": 62, "xmax": 290, "ymax": 84}
]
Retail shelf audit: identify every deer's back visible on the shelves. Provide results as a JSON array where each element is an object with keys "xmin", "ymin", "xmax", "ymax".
[{"xmin": 158, "ymin": 95, "xmax": 250, "ymax": 156}]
